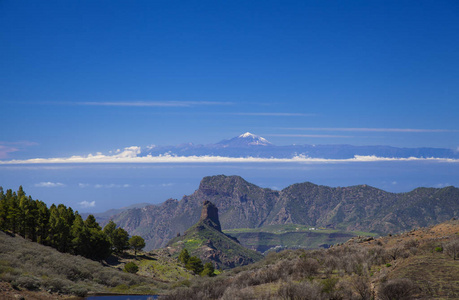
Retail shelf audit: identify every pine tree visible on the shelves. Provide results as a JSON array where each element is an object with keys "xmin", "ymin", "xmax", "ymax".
[
  {"xmin": 201, "ymin": 262, "xmax": 215, "ymax": 277},
  {"xmin": 103, "ymin": 221, "xmax": 129, "ymax": 254},
  {"xmin": 112, "ymin": 227, "xmax": 130, "ymax": 254},
  {"xmin": 7, "ymin": 191, "xmax": 20, "ymax": 234},
  {"xmin": 0, "ymin": 187, "xmax": 8, "ymax": 230},
  {"xmin": 84, "ymin": 214, "xmax": 101, "ymax": 230},
  {"xmin": 129, "ymin": 235, "xmax": 146, "ymax": 257},
  {"xmin": 185, "ymin": 256, "xmax": 204, "ymax": 274},
  {"xmin": 36, "ymin": 200, "xmax": 50, "ymax": 244},
  {"xmin": 71, "ymin": 213, "xmax": 91, "ymax": 257},
  {"xmin": 179, "ymin": 248, "xmax": 190, "ymax": 264}
]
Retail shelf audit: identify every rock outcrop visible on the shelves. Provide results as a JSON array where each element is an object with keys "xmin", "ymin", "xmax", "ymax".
[
  {"xmin": 200, "ymin": 200, "xmax": 222, "ymax": 232},
  {"xmin": 166, "ymin": 200, "xmax": 263, "ymax": 269}
]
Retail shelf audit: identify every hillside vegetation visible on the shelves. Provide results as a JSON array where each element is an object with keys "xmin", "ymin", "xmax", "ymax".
[
  {"xmin": 164, "ymin": 219, "xmax": 459, "ymax": 299},
  {"xmin": 0, "ymin": 231, "xmax": 164, "ymax": 299}
]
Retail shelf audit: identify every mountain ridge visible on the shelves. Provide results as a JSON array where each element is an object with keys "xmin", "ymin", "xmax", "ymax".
[
  {"xmin": 138, "ymin": 132, "xmax": 459, "ymax": 159},
  {"xmin": 104, "ymin": 175, "xmax": 459, "ymax": 251}
]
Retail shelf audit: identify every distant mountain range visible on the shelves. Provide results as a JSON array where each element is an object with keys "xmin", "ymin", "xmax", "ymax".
[
  {"xmin": 103, "ymin": 175, "xmax": 459, "ymax": 251},
  {"xmin": 138, "ymin": 132, "xmax": 459, "ymax": 159}
]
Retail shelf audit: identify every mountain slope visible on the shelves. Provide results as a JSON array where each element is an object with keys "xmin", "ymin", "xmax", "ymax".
[
  {"xmin": 0, "ymin": 231, "xmax": 159, "ymax": 298},
  {"xmin": 164, "ymin": 219, "xmax": 459, "ymax": 300},
  {"xmin": 106, "ymin": 175, "xmax": 459, "ymax": 250},
  {"xmin": 165, "ymin": 201, "xmax": 263, "ymax": 269}
]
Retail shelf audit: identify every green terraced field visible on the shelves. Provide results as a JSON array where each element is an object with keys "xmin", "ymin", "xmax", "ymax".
[{"xmin": 224, "ymin": 224, "xmax": 378, "ymax": 253}]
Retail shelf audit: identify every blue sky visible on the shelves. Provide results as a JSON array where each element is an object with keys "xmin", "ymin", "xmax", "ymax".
[{"xmin": 1, "ymin": 1, "xmax": 459, "ymax": 212}]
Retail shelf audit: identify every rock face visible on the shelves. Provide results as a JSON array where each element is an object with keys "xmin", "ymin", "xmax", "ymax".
[
  {"xmin": 106, "ymin": 175, "xmax": 459, "ymax": 250},
  {"xmin": 200, "ymin": 200, "xmax": 222, "ymax": 232}
]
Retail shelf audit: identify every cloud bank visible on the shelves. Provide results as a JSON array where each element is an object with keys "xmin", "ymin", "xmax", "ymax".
[
  {"xmin": 283, "ymin": 127, "xmax": 459, "ymax": 133},
  {"xmin": 1, "ymin": 146, "xmax": 458, "ymax": 165}
]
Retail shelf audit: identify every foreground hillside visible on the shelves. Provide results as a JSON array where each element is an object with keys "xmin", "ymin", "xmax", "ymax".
[
  {"xmin": 0, "ymin": 231, "xmax": 165, "ymax": 299},
  {"xmin": 106, "ymin": 175, "xmax": 459, "ymax": 250},
  {"xmin": 165, "ymin": 219, "xmax": 459, "ymax": 299}
]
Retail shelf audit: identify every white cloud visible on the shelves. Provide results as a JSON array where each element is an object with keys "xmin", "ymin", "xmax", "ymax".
[
  {"xmin": 2, "ymin": 153, "xmax": 459, "ymax": 165},
  {"xmin": 115, "ymin": 146, "xmax": 141, "ymax": 158},
  {"xmin": 0, "ymin": 145, "xmax": 19, "ymax": 159},
  {"xmin": 267, "ymin": 134, "xmax": 354, "ymax": 138},
  {"xmin": 79, "ymin": 183, "xmax": 90, "ymax": 188},
  {"xmin": 91, "ymin": 183, "xmax": 132, "ymax": 188},
  {"xmin": 52, "ymin": 101, "xmax": 233, "ymax": 107},
  {"xmin": 34, "ymin": 182, "xmax": 65, "ymax": 187},
  {"xmin": 434, "ymin": 183, "xmax": 451, "ymax": 188},
  {"xmin": 79, "ymin": 201, "xmax": 96, "ymax": 208},
  {"xmin": 234, "ymin": 112, "xmax": 315, "ymax": 117},
  {"xmin": 282, "ymin": 127, "xmax": 459, "ymax": 133}
]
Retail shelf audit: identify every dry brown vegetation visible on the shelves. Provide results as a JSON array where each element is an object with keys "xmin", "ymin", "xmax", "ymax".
[
  {"xmin": 164, "ymin": 219, "xmax": 459, "ymax": 299},
  {"xmin": 1, "ymin": 218, "xmax": 457, "ymax": 299}
]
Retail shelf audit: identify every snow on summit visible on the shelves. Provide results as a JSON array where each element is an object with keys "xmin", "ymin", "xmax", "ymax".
[
  {"xmin": 239, "ymin": 132, "xmax": 257, "ymax": 138},
  {"xmin": 236, "ymin": 132, "xmax": 272, "ymax": 146}
]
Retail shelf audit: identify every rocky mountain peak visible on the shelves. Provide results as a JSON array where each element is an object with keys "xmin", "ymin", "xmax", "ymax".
[{"xmin": 200, "ymin": 200, "xmax": 222, "ymax": 232}]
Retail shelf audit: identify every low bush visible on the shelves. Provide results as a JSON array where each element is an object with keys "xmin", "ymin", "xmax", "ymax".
[
  {"xmin": 277, "ymin": 281, "xmax": 324, "ymax": 300},
  {"xmin": 378, "ymin": 278, "xmax": 418, "ymax": 300},
  {"xmin": 13, "ymin": 275, "xmax": 41, "ymax": 291},
  {"xmin": 124, "ymin": 262, "xmax": 139, "ymax": 274}
]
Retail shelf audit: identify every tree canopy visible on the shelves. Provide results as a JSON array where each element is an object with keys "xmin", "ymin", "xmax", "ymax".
[
  {"xmin": 129, "ymin": 235, "xmax": 146, "ymax": 257},
  {"xmin": 0, "ymin": 186, "xmax": 134, "ymax": 261}
]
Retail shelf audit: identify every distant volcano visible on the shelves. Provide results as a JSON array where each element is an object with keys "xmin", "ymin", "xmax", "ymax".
[
  {"xmin": 216, "ymin": 132, "xmax": 273, "ymax": 147},
  {"xmin": 137, "ymin": 132, "xmax": 459, "ymax": 159}
]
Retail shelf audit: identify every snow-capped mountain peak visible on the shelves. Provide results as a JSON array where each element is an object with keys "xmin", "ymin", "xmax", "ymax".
[
  {"xmin": 239, "ymin": 132, "xmax": 257, "ymax": 138},
  {"xmin": 220, "ymin": 132, "xmax": 272, "ymax": 146}
]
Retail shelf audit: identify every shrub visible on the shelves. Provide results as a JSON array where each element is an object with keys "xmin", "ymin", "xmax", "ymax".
[
  {"xmin": 378, "ymin": 278, "xmax": 418, "ymax": 300},
  {"xmin": 42, "ymin": 277, "xmax": 69, "ymax": 293},
  {"xmin": 444, "ymin": 239, "xmax": 459, "ymax": 260},
  {"xmin": 221, "ymin": 286, "xmax": 255, "ymax": 300},
  {"xmin": 403, "ymin": 239, "xmax": 418, "ymax": 250},
  {"xmin": 124, "ymin": 262, "xmax": 139, "ymax": 274},
  {"xmin": 277, "ymin": 281, "xmax": 324, "ymax": 300},
  {"xmin": 295, "ymin": 257, "xmax": 319, "ymax": 277},
  {"xmin": 434, "ymin": 246, "xmax": 443, "ymax": 252},
  {"xmin": 68, "ymin": 284, "xmax": 89, "ymax": 297},
  {"xmin": 321, "ymin": 277, "xmax": 339, "ymax": 295},
  {"xmin": 13, "ymin": 275, "xmax": 41, "ymax": 290},
  {"xmin": 351, "ymin": 275, "xmax": 372, "ymax": 300}
]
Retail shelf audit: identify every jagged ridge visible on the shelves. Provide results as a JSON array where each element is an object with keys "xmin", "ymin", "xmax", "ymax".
[{"xmin": 106, "ymin": 175, "xmax": 459, "ymax": 250}]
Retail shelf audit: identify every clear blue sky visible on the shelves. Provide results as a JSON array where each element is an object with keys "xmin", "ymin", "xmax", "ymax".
[{"xmin": 1, "ymin": 1, "xmax": 458, "ymax": 211}]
